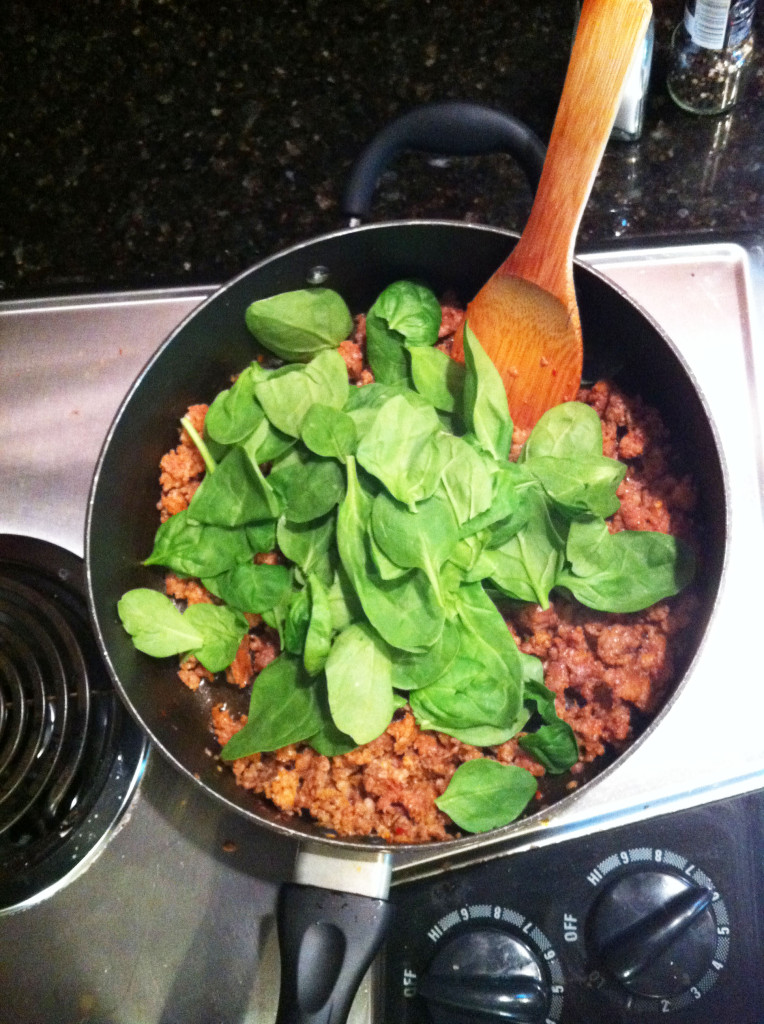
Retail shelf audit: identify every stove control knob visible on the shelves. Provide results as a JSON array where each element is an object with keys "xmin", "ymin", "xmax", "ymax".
[
  {"xmin": 418, "ymin": 925, "xmax": 550, "ymax": 1023},
  {"xmin": 587, "ymin": 869, "xmax": 717, "ymax": 999}
]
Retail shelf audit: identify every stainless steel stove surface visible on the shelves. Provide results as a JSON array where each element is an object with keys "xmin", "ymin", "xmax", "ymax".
[{"xmin": 0, "ymin": 241, "xmax": 762, "ymax": 1024}]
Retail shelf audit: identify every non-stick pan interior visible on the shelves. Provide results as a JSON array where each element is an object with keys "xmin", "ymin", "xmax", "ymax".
[{"xmin": 86, "ymin": 221, "xmax": 727, "ymax": 850}]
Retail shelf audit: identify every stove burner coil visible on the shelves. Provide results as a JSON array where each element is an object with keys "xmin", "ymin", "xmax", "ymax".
[{"xmin": 0, "ymin": 536, "xmax": 148, "ymax": 913}]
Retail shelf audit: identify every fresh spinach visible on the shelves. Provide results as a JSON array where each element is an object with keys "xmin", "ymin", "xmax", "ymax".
[
  {"xmin": 220, "ymin": 653, "xmax": 325, "ymax": 758},
  {"xmin": 462, "ymin": 322, "xmax": 513, "ymax": 462},
  {"xmin": 365, "ymin": 280, "xmax": 441, "ymax": 384},
  {"xmin": 144, "ymin": 509, "xmax": 255, "ymax": 578},
  {"xmin": 300, "ymin": 403, "xmax": 357, "ymax": 460},
  {"xmin": 435, "ymin": 759, "xmax": 538, "ymax": 833},
  {"xmin": 389, "ymin": 618, "xmax": 461, "ymax": 691},
  {"xmin": 355, "ymin": 394, "xmax": 448, "ymax": 508},
  {"xmin": 255, "ymin": 348, "xmax": 349, "ymax": 436},
  {"xmin": 303, "ymin": 573, "xmax": 333, "ymax": 676},
  {"xmin": 556, "ymin": 517, "xmax": 696, "ymax": 613},
  {"xmin": 325, "ymin": 622, "xmax": 395, "ymax": 745},
  {"xmin": 268, "ymin": 447, "xmax": 346, "ymax": 524},
  {"xmin": 276, "ymin": 513, "xmax": 336, "ymax": 586},
  {"xmin": 520, "ymin": 401, "xmax": 604, "ymax": 461},
  {"xmin": 525, "ymin": 454, "xmax": 625, "ymax": 519},
  {"xmin": 408, "ymin": 344, "xmax": 466, "ymax": 416},
  {"xmin": 202, "ymin": 561, "xmax": 293, "ymax": 615},
  {"xmin": 370, "ymin": 491, "xmax": 458, "ymax": 604},
  {"xmin": 204, "ymin": 363, "xmax": 266, "ymax": 445},
  {"xmin": 484, "ymin": 485, "xmax": 567, "ymax": 607},
  {"xmin": 515, "ymin": 653, "xmax": 578, "ymax": 774},
  {"xmin": 117, "ymin": 588, "xmax": 248, "ymax": 672},
  {"xmin": 245, "ymin": 288, "xmax": 353, "ymax": 362},
  {"xmin": 336, "ymin": 457, "xmax": 445, "ymax": 652},
  {"xmin": 188, "ymin": 446, "xmax": 283, "ymax": 527}
]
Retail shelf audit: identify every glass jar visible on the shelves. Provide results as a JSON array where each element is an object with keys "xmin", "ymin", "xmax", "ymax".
[{"xmin": 667, "ymin": 0, "xmax": 758, "ymax": 115}]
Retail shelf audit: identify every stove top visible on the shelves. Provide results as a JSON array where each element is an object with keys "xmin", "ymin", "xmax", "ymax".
[{"xmin": 0, "ymin": 240, "xmax": 762, "ymax": 1023}]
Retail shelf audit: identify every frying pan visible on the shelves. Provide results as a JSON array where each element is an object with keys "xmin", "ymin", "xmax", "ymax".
[{"xmin": 85, "ymin": 103, "xmax": 727, "ymax": 1023}]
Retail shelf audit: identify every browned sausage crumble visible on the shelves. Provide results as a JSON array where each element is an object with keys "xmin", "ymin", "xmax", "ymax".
[{"xmin": 155, "ymin": 305, "xmax": 699, "ymax": 844}]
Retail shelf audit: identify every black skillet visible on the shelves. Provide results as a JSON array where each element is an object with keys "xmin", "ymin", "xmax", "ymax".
[{"xmin": 86, "ymin": 103, "xmax": 727, "ymax": 1023}]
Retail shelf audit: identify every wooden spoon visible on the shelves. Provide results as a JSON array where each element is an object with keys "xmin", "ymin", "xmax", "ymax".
[{"xmin": 452, "ymin": 0, "xmax": 653, "ymax": 431}]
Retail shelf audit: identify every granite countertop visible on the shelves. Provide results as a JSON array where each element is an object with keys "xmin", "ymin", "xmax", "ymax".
[{"xmin": 2, "ymin": 0, "xmax": 762, "ymax": 299}]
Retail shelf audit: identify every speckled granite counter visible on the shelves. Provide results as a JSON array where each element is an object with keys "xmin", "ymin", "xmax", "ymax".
[{"xmin": 2, "ymin": 0, "xmax": 762, "ymax": 298}]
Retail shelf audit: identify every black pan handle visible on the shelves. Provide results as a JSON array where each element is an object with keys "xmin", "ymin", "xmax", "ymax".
[
  {"xmin": 275, "ymin": 881, "xmax": 395, "ymax": 1024},
  {"xmin": 342, "ymin": 100, "xmax": 546, "ymax": 222}
]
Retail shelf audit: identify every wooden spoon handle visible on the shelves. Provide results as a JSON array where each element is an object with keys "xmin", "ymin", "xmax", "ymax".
[{"xmin": 502, "ymin": 0, "xmax": 652, "ymax": 301}]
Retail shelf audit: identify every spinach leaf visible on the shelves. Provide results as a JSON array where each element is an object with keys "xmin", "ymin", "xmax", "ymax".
[
  {"xmin": 144, "ymin": 510, "xmax": 254, "ymax": 577},
  {"xmin": 307, "ymin": 720, "xmax": 358, "ymax": 756},
  {"xmin": 370, "ymin": 491, "xmax": 458, "ymax": 603},
  {"xmin": 410, "ymin": 584, "xmax": 525, "ymax": 743},
  {"xmin": 355, "ymin": 395, "xmax": 448, "ymax": 507},
  {"xmin": 220, "ymin": 653, "xmax": 324, "ymax": 758},
  {"xmin": 409, "ymin": 645, "xmax": 523, "ymax": 745},
  {"xmin": 556, "ymin": 518, "xmax": 696, "ymax": 613},
  {"xmin": 268, "ymin": 446, "xmax": 346, "ymax": 524},
  {"xmin": 245, "ymin": 520, "xmax": 278, "ymax": 557},
  {"xmin": 365, "ymin": 280, "xmax": 441, "ymax": 384},
  {"xmin": 518, "ymin": 402, "xmax": 624, "ymax": 519},
  {"xmin": 245, "ymin": 288, "xmax": 353, "ymax": 362},
  {"xmin": 373, "ymin": 280, "xmax": 442, "ymax": 347},
  {"xmin": 204, "ymin": 363, "xmax": 266, "ymax": 445},
  {"xmin": 336, "ymin": 457, "xmax": 445, "ymax": 653},
  {"xmin": 325, "ymin": 622, "xmax": 395, "ymax": 744},
  {"xmin": 456, "ymin": 581, "xmax": 524, "ymax": 687},
  {"xmin": 202, "ymin": 561, "xmax": 293, "ymax": 614},
  {"xmin": 306, "ymin": 677, "xmax": 358, "ymax": 756},
  {"xmin": 436, "ymin": 433, "xmax": 495, "ymax": 527},
  {"xmin": 188, "ymin": 446, "xmax": 283, "ymax": 526},
  {"xmin": 117, "ymin": 589, "xmax": 248, "ymax": 673},
  {"xmin": 462, "ymin": 323, "xmax": 513, "ymax": 462},
  {"xmin": 459, "ymin": 461, "xmax": 533, "ymax": 543},
  {"xmin": 408, "ymin": 344, "xmax": 466, "ymax": 416},
  {"xmin": 515, "ymin": 653, "xmax": 578, "ymax": 774},
  {"xmin": 526, "ymin": 454, "xmax": 625, "ymax": 519},
  {"xmin": 390, "ymin": 618, "xmax": 461, "ymax": 691},
  {"xmin": 276, "ymin": 512, "xmax": 336, "ymax": 586},
  {"xmin": 181, "ymin": 416, "xmax": 218, "ymax": 475},
  {"xmin": 344, "ymin": 381, "xmax": 430, "ymax": 441},
  {"xmin": 240, "ymin": 414, "xmax": 295, "ymax": 465},
  {"xmin": 118, "ymin": 588, "xmax": 203, "ymax": 659},
  {"xmin": 326, "ymin": 566, "xmax": 362, "ymax": 633},
  {"xmin": 300, "ymin": 403, "xmax": 357, "ymax": 460},
  {"xmin": 520, "ymin": 401, "xmax": 604, "ymax": 461},
  {"xmin": 182, "ymin": 602, "xmax": 250, "ymax": 672},
  {"xmin": 255, "ymin": 348, "xmax": 349, "ymax": 437},
  {"xmin": 435, "ymin": 760, "xmax": 538, "ymax": 833},
  {"xmin": 368, "ymin": 531, "xmax": 409, "ymax": 581},
  {"xmin": 303, "ymin": 573, "xmax": 333, "ymax": 676},
  {"xmin": 284, "ymin": 585, "xmax": 311, "ymax": 655},
  {"xmin": 484, "ymin": 486, "xmax": 567, "ymax": 607}
]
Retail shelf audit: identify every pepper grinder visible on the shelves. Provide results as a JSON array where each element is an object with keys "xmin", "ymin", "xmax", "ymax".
[{"xmin": 667, "ymin": 0, "xmax": 758, "ymax": 114}]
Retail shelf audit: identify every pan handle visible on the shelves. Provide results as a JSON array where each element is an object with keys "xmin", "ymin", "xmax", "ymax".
[
  {"xmin": 275, "ymin": 846, "xmax": 394, "ymax": 1024},
  {"xmin": 342, "ymin": 100, "xmax": 546, "ymax": 223}
]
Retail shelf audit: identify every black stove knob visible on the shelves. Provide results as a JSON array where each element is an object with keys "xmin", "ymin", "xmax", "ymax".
[
  {"xmin": 418, "ymin": 925, "xmax": 550, "ymax": 1023},
  {"xmin": 587, "ymin": 868, "xmax": 717, "ymax": 999}
]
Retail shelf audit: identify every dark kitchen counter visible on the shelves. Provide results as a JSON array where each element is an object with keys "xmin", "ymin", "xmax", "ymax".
[{"xmin": 2, "ymin": 0, "xmax": 762, "ymax": 300}]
